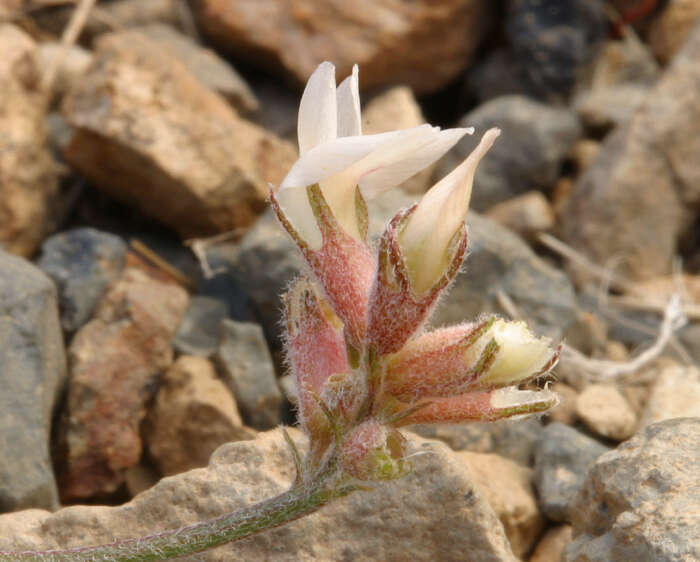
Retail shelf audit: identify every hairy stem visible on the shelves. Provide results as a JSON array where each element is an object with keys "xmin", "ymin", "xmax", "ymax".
[{"xmin": 0, "ymin": 478, "xmax": 356, "ymax": 561}]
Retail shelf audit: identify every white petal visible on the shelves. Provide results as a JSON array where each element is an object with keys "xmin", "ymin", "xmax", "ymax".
[
  {"xmin": 357, "ymin": 127, "xmax": 473, "ymax": 199},
  {"xmin": 280, "ymin": 127, "xmax": 434, "ymax": 190},
  {"xmin": 337, "ymin": 64, "xmax": 361, "ymax": 138},
  {"xmin": 298, "ymin": 62, "xmax": 338, "ymax": 154},
  {"xmin": 276, "ymin": 185, "xmax": 323, "ymax": 250}
]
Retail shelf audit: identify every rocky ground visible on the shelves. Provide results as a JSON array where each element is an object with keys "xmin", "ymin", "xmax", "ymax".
[{"xmin": 1, "ymin": 1, "xmax": 699, "ymax": 561}]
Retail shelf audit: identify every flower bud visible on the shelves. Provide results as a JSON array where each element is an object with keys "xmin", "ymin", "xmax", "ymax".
[
  {"xmin": 399, "ymin": 128, "xmax": 500, "ymax": 296},
  {"xmin": 338, "ymin": 420, "xmax": 410, "ymax": 481}
]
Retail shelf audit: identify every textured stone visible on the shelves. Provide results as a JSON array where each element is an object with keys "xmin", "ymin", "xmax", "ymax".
[
  {"xmin": 62, "ymin": 31, "xmax": 295, "ymax": 239},
  {"xmin": 363, "ymin": 86, "xmax": 432, "ymax": 193},
  {"xmin": 560, "ymin": 21, "xmax": 700, "ymax": 282},
  {"xmin": 135, "ymin": 24, "xmax": 259, "ymax": 113},
  {"xmin": 565, "ymin": 418, "xmax": 700, "ymax": 561},
  {"xmin": 534, "ymin": 423, "xmax": 610, "ymax": 523},
  {"xmin": 37, "ymin": 228, "xmax": 127, "ymax": 333},
  {"xmin": 431, "ymin": 212, "xmax": 578, "ymax": 340},
  {"xmin": 0, "ymin": 251, "xmax": 66, "ymax": 512},
  {"xmin": 173, "ymin": 295, "xmax": 229, "ymax": 357},
  {"xmin": 640, "ymin": 364, "xmax": 700, "ymax": 427},
  {"xmin": 531, "ymin": 525, "xmax": 573, "ymax": 562},
  {"xmin": 0, "ymin": 24, "xmax": 59, "ymax": 256},
  {"xmin": 460, "ymin": 451, "xmax": 545, "ymax": 557},
  {"xmin": 217, "ymin": 319, "xmax": 282, "ymax": 429},
  {"xmin": 575, "ymin": 384, "xmax": 637, "ymax": 441},
  {"xmin": 56, "ymin": 268, "xmax": 188, "ymax": 501},
  {"xmin": 436, "ymin": 96, "xmax": 581, "ymax": 211},
  {"xmin": 36, "ymin": 42, "xmax": 92, "ymax": 101},
  {"xmin": 485, "ymin": 191, "xmax": 555, "ymax": 240},
  {"xmin": 144, "ymin": 356, "xmax": 256, "ymax": 476},
  {"xmin": 194, "ymin": 0, "xmax": 493, "ymax": 94},
  {"xmin": 649, "ymin": 0, "xmax": 700, "ymax": 64},
  {"xmin": 0, "ymin": 430, "xmax": 518, "ymax": 561}
]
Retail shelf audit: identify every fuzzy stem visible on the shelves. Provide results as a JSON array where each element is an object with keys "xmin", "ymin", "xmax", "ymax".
[{"xmin": 0, "ymin": 479, "xmax": 356, "ymax": 561}]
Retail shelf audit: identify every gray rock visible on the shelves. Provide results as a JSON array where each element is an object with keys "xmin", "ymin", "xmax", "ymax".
[
  {"xmin": 534, "ymin": 422, "xmax": 610, "ymax": 523},
  {"xmin": 217, "ymin": 319, "xmax": 282, "ymax": 429},
  {"xmin": 0, "ymin": 250, "xmax": 66, "ymax": 512},
  {"xmin": 560, "ymin": 20, "xmax": 700, "ymax": 282},
  {"xmin": 432, "ymin": 212, "xmax": 578, "ymax": 340},
  {"xmin": 436, "ymin": 95, "xmax": 581, "ymax": 211},
  {"xmin": 173, "ymin": 295, "xmax": 230, "ymax": 357},
  {"xmin": 37, "ymin": 227, "xmax": 127, "ymax": 333},
  {"xmin": 411, "ymin": 416, "xmax": 544, "ymax": 466},
  {"xmin": 0, "ymin": 429, "xmax": 517, "ymax": 561},
  {"xmin": 506, "ymin": 0, "xmax": 607, "ymax": 96},
  {"xmin": 565, "ymin": 418, "xmax": 700, "ymax": 562}
]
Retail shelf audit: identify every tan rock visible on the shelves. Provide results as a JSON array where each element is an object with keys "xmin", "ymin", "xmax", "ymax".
[
  {"xmin": 194, "ymin": 0, "xmax": 493, "ymax": 94},
  {"xmin": 530, "ymin": 525, "xmax": 572, "ymax": 562},
  {"xmin": 640, "ymin": 364, "xmax": 700, "ymax": 427},
  {"xmin": 144, "ymin": 355, "xmax": 256, "ymax": 476},
  {"xmin": 485, "ymin": 191, "xmax": 555, "ymax": 240},
  {"xmin": 575, "ymin": 384, "xmax": 637, "ymax": 441},
  {"xmin": 570, "ymin": 139, "xmax": 601, "ymax": 174},
  {"xmin": 560, "ymin": 21, "xmax": 700, "ymax": 281},
  {"xmin": 56, "ymin": 268, "xmax": 188, "ymax": 501},
  {"xmin": 0, "ymin": 430, "xmax": 518, "ymax": 561},
  {"xmin": 649, "ymin": 0, "xmax": 700, "ymax": 64},
  {"xmin": 460, "ymin": 451, "xmax": 545, "ymax": 558},
  {"xmin": 0, "ymin": 25, "xmax": 59, "ymax": 256},
  {"xmin": 36, "ymin": 42, "xmax": 92, "ymax": 101},
  {"xmin": 547, "ymin": 382, "xmax": 579, "ymax": 426},
  {"xmin": 62, "ymin": 31, "xmax": 296, "ymax": 239},
  {"xmin": 363, "ymin": 86, "xmax": 432, "ymax": 193}
]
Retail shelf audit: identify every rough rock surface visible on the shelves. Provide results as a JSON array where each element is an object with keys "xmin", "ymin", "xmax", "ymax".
[
  {"xmin": 56, "ymin": 269, "xmax": 188, "ymax": 501},
  {"xmin": 534, "ymin": 423, "xmax": 610, "ymax": 523},
  {"xmin": 0, "ymin": 430, "xmax": 518, "ymax": 561},
  {"xmin": 565, "ymin": 418, "xmax": 700, "ymax": 561},
  {"xmin": 36, "ymin": 42, "xmax": 92, "ymax": 100},
  {"xmin": 436, "ymin": 95, "xmax": 581, "ymax": 210},
  {"xmin": 640, "ymin": 364, "xmax": 700, "ymax": 427},
  {"xmin": 0, "ymin": 25, "xmax": 59, "ymax": 256},
  {"xmin": 173, "ymin": 295, "xmax": 230, "ymax": 357},
  {"xmin": 575, "ymin": 384, "xmax": 637, "ymax": 441},
  {"xmin": 144, "ymin": 356, "xmax": 256, "ymax": 476},
  {"xmin": 649, "ymin": 0, "xmax": 700, "ymax": 64},
  {"xmin": 0, "ymin": 251, "xmax": 66, "ymax": 512},
  {"xmin": 37, "ymin": 228, "xmax": 127, "ymax": 333},
  {"xmin": 560, "ymin": 21, "xmax": 700, "ymax": 282},
  {"xmin": 460, "ymin": 451, "xmax": 545, "ymax": 558},
  {"xmin": 485, "ymin": 190, "xmax": 555, "ymax": 240},
  {"xmin": 217, "ymin": 319, "xmax": 282, "ymax": 429},
  {"xmin": 432, "ymin": 212, "xmax": 578, "ymax": 340},
  {"xmin": 134, "ymin": 24, "xmax": 259, "ymax": 113},
  {"xmin": 531, "ymin": 525, "xmax": 573, "ymax": 562},
  {"xmin": 194, "ymin": 0, "xmax": 493, "ymax": 94},
  {"xmin": 62, "ymin": 31, "xmax": 295, "ymax": 239}
]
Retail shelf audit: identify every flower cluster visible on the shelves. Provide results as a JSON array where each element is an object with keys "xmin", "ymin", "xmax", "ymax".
[{"xmin": 273, "ymin": 62, "xmax": 559, "ymax": 481}]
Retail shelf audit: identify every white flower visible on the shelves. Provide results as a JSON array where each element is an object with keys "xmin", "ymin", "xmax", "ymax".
[
  {"xmin": 398, "ymin": 128, "xmax": 500, "ymax": 295},
  {"xmin": 276, "ymin": 62, "xmax": 472, "ymax": 250}
]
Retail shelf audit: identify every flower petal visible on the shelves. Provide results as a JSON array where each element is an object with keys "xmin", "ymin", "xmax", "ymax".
[
  {"xmin": 337, "ymin": 64, "xmax": 361, "ymax": 138},
  {"xmin": 298, "ymin": 61, "xmax": 338, "ymax": 154}
]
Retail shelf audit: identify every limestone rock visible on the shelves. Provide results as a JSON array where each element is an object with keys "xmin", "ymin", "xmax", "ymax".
[
  {"xmin": 194, "ymin": 0, "xmax": 493, "ymax": 94},
  {"xmin": 62, "ymin": 31, "xmax": 295, "ymax": 239},
  {"xmin": 0, "ymin": 430, "xmax": 518, "ymax": 561},
  {"xmin": 460, "ymin": 451, "xmax": 545, "ymax": 558},
  {"xmin": 436, "ymin": 96, "xmax": 581, "ymax": 211},
  {"xmin": 37, "ymin": 228, "xmax": 127, "ymax": 333},
  {"xmin": 575, "ymin": 384, "xmax": 637, "ymax": 441},
  {"xmin": 565, "ymin": 418, "xmax": 700, "ymax": 561},
  {"xmin": 640, "ymin": 364, "xmax": 700, "ymax": 427},
  {"xmin": 0, "ymin": 25, "xmax": 59, "ymax": 256},
  {"xmin": 0, "ymin": 251, "xmax": 66, "ymax": 512},
  {"xmin": 560, "ymin": 21, "xmax": 700, "ymax": 281},
  {"xmin": 144, "ymin": 356, "xmax": 256, "ymax": 476},
  {"xmin": 217, "ymin": 319, "xmax": 282, "ymax": 429},
  {"xmin": 534, "ymin": 423, "xmax": 610, "ymax": 523},
  {"xmin": 56, "ymin": 269, "xmax": 188, "ymax": 501}
]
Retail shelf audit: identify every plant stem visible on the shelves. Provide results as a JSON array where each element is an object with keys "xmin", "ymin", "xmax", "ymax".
[{"xmin": 0, "ymin": 479, "xmax": 356, "ymax": 561}]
